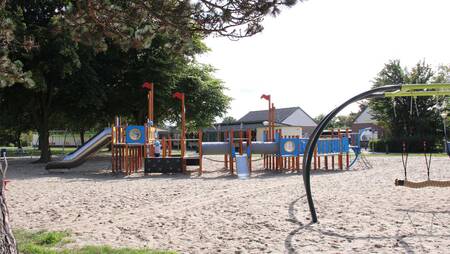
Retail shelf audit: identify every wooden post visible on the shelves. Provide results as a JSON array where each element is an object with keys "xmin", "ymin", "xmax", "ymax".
[
  {"xmin": 111, "ymin": 126, "xmax": 115, "ymax": 173},
  {"xmin": 247, "ymin": 129, "xmax": 252, "ymax": 173},
  {"xmin": 198, "ymin": 129, "xmax": 203, "ymax": 176},
  {"xmin": 148, "ymin": 84, "xmax": 154, "ymax": 122},
  {"xmin": 331, "ymin": 129, "xmax": 335, "ymax": 170},
  {"xmin": 224, "ymin": 131, "xmax": 228, "ymax": 170},
  {"xmin": 181, "ymin": 93, "xmax": 186, "ymax": 159},
  {"xmin": 346, "ymin": 128, "xmax": 350, "ymax": 169},
  {"xmin": 239, "ymin": 130, "xmax": 243, "ymax": 155},
  {"xmin": 271, "ymin": 104, "xmax": 276, "ymax": 143},
  {"xmin": 162, "ymin": 136, "xmax": 166, "ymax": 158},
  {"xmin": 338, "ymin": 129, "xmax": 343, "ymax": 170},
  {"xmin": 168, "ymin": 136, "xmax": 172, "ymax": 156},
  {"xmin": 125, "ymin": 144, "xmax": 129, "ymax": 175},
  {"xmin": 230, "ymin": 129, "xmax": 234, "ymax": 175}
]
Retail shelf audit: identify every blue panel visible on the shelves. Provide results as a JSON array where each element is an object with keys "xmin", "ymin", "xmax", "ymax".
[
  {"xmin": 274, "ymin": 132, "xmax": 280, "ymax": 142},
  {"xmin": 126, "ymin": 126, "xmax": 146, "ymax": 144},
  {"xmin": 298, "ymin": 139, "xmax": 308, "ymax": 154},
  {"xmin": 280, "ymin": 138, "xmax": 300, "ymax": 157},
  {"xmin": 342, "ymin": 137, "xmax": 349, "ymax": 152}
]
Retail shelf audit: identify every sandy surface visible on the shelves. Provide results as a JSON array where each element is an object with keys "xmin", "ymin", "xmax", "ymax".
[{"xmin": 5, "ymin": 154, "xmax": 450, "ymax": 253}]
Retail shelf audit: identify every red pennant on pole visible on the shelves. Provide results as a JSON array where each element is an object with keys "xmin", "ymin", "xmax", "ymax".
[
  {"xmin": 173, "ymin": 92, "xmax": 184, "ymax": 100},
  {"xmin": 142, "ymin": 82, "xmax": 153, "ymax": 90},
  {"xmin": 260, "ymin": 94, "xmax": 271, "ymax": 101}
]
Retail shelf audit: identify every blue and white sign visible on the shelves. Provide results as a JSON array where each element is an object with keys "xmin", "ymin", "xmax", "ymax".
[{"xmin": 125, "ymin": 125, "xmax": 146, "ymax": 144}]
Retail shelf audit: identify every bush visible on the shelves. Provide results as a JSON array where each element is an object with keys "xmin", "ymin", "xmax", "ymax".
[{"xmin": 369, "ymin": 136, "xmax": 441, "ymax": 153}]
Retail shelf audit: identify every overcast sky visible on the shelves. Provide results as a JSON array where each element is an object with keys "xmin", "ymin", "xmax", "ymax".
[{"xmin": 198, "ymin": 0, "xmax": 450, "ymax": 121}]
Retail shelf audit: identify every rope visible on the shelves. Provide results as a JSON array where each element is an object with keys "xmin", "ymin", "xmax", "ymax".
[
  {"xmin": 250, "ymin": 157, "xmax": 264, "ymax": 162},
  {"xmin": 395, "ymin": 179, "xmax": 450, "ymax": 188},
  {"xmin": 423, "ymin": 141, "xmax": 432, "ymax": 181},
  {"xmin": 392, "ymin": 99, "xmax": 397, "ymax": 118},
  {"xmin": 410, "ymin": 96, "xmax": 414, "ymax": 116},
  {"xmin": 203, "ymin": 157, "xmax": 227, "ymax": 163},
  {"xmin": 414, "ymin": 96, "xmax": 420, "ymax": 117},
  {"xmin": 401, "ymin": 142, "xmax": 408, "ymax": 180}
]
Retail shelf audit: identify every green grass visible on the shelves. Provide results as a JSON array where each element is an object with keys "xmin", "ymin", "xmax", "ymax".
[
  {"xmin": 14, "ymin": 229, "xmax": 175, "ymax": 254},
  {"xmin": 2, "ymin": 147, "xmax": 79, "ymax": 157},
  {"xmin": 364, "ymin": 152, "xmax": 449, "ymax": 157}
]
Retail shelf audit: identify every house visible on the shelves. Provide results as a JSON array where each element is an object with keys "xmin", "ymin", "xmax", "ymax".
[
  {"xmin": 203, "ymin": 107, "xmax": 317, "ymax": 141},
  {"xmin": 351, "ymin": 107, "xmax": 384, "ymax": 139}
]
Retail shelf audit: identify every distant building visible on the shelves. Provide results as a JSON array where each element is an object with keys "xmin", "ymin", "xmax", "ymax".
[
  {"xmin": 351, "ymin": 107, "xmax": 384, "ymax": 139},
  {"xmin": 203, "ymin": 107, "xmax": 317, "ymax": 141}
]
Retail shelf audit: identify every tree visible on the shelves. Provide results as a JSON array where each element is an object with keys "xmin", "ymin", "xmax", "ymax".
[
  {"xmin": 222, "ymin": 116, "xmax": 237, "ymax": 124},
  {"xmin": 2, "ymin": 0, "xmax": 301, "ymax": 161},
  {"xmin": 61, "ymin": 0, "xmax": 300, "ymax": 49},
  {"xmin": 0, "ymin": 85, "xmax": 34, "ymax": 147},
  {"xmin": 0, "ymin": 2, "xmax": 34, "ymax": 88},
  {"xmin": 314, "ymin": 113, "xmax": 355, "ymax": 129},
  {"xmin": 94, "ymin": 38, "xmax": 230, "ymax": 129},
  {"xmin": 369, "ymin": 60, "xmax": 445, "ymax": 149}
]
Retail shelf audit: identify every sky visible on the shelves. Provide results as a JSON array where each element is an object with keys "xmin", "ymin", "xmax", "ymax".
[{"xmin": 197, "ymin": 0, "xmax": 450, "ymax": 121}]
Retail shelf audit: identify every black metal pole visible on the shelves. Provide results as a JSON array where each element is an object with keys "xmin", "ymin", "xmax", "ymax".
[{"xmin": 301, "ymin": 85, "xmax": 401, "ymax": 223}]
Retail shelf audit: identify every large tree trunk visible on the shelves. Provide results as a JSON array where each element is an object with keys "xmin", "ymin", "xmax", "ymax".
[
  {"xmin": 14, "ymin": 132, "xmax": 21, "ymax": 149},
  {"xmin": 33, "ymin": 90, "xmax": 52, "ymax": 163},
  {"xmin": 0, "ymin": 189, "xmax": 18, "ymax": 254},
  {"xmin": 35, "ymin": 110, "xmax": 51, "ymax": 163},
  {"xmin": 79, "ymin": 129, "xmax": 85, "ymax": 145},
  {"xmin": 37, "ymin": 123, "xmax": 51, "ymax": 163}
]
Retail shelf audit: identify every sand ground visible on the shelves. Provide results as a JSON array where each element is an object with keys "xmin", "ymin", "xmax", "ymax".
[{"xmin": 5, "ymin": 154, "xmax": 450, "ymax": 253}]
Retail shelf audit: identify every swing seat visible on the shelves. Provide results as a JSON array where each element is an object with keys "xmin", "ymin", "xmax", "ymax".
[{"xmin": 395, "ymin": 179, "xmax": 450, "ymax": 188}]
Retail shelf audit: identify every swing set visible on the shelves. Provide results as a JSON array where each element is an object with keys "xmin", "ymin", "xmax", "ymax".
[
  {"xmin": 302, "ymin": 83, "xmax": 450, "ymax": 223},
  {"xmin": 388, "ymin": 84, "xmax": 450, "ymax": 188}
]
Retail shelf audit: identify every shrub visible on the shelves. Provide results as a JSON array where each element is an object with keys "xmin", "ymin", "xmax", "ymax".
[{"xmin": 369, "ymin": 136, "xmax": 441, "ymax": 153}]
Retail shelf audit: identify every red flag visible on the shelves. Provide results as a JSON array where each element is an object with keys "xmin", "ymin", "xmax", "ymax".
[
  {"xmin": 260, "ymin": 94, "xmax": 271, "ymax": 101},
  {"xmin": 142, "ymin": 82, "xmax": 153, "ymax": 90},
  {"xmin": 173, "ymin": 92, "xmax": 184, "ymax": 100}
]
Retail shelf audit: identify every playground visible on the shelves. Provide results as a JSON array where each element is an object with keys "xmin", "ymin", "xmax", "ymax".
[
  {"xmin": 6, "ymin": 155, "xmax": 450, "ymax": 253},
  {"xmin": 2, "ymin": 1, "xmax": 450, "ymax": 253}
]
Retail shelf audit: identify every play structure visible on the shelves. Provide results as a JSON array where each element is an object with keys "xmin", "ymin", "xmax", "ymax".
[
  {"xmin": 47, "ymin": 82, "xmax": 204, "ymax": 174},
  {"xmin": 47, "ymin": 82, "xmax": 365, "ymax": 174},
  {"xmin": 302, "ymin": 83, "xmax": 450, "ymax": 223}
]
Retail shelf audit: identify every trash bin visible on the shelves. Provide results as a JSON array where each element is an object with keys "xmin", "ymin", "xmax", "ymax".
[
  {"xmin": 0, "ymin": 149, "xmax": 6, "ymax": 157},
  {"xmin": 236, "ymin": 154, "xmax": 249, "ymax": 180}
]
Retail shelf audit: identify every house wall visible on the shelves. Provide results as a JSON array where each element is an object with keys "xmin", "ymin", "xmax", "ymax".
[
  {"xmin": 283, "ymin": 109, "xmax": 317, "ymax": 126},
  {"xmin": 256, "ymin": 126, "xmax": 303, "ymax": 141}
]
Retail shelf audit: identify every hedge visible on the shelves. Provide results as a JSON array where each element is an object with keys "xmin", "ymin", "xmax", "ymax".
[{"xmin": 368, "ymin": 136, "xmax": 443, "ymax": 153}]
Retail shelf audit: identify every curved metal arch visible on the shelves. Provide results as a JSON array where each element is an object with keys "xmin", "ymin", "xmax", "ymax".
[{"xmin": 302, "ymin": 85, "xmax": 402, "ymax": 223}]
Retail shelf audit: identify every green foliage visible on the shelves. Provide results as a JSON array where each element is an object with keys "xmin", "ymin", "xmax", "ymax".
[
  {"xmin": 369, "ymin": 60, "xmax": 447, "ymax": 146},
  {"xmin": 14, "ymin": 229, "xmax": 175, "ymax": 254},
  {"xmin": 369, "ymin": 137, "xmax": 441, "ymax": 153},
  {"xmin": 0, "ymin": 1, "xmax": 231, "ymax": 161},
  {"xmin": 313, "ymin": 113, "xmax": 357, "ymax": 129},
  {"xmin": 60, "ymin": 0, "xmax": 300, "ymax": 51},
  {"xmin": 222, "ymin": 116, "xmax": 237, "ymax": 124}
]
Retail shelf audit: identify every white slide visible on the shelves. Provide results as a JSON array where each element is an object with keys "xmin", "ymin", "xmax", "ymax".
[{"xmin": 46, "ymin": 128, "xmax": 111, "ymax": 169}]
